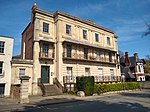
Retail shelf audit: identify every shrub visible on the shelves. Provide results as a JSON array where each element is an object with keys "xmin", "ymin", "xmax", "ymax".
[
  {"xmin": 76, "ymin": 76, "xmax": 94, "ymax": 96},
  {"xmin": 94, "ymin": 82, "xmax": 140, "ymax": 94}
]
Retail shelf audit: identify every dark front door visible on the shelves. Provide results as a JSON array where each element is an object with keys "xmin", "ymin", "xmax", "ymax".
[
  {"xmin": 41, "ymin": 66, "xmax": 50, "ymax": 83},
  {"xmin": 0, "ymin": 84, "xmax": 5, "ymax": 97}
]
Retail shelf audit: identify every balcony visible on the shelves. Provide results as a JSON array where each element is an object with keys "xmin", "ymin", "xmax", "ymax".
[
  {"xmin": 63, "ymin": 76, "xmax": 76, "ymax": 84},
  {"xmin": 63, "ymin": 52, "xmax": 116, "ymax": 64},
  {"xmin": 94, "ymin": 75, "xmax": 121, "ymax": 83},
  {"xmin": 63, "ymin": 75, "xmax": 121, "ymax": 84},
  {"xmin": 39, "ymin": 51, "xmax": 54, "ymax": 60},
  {"xmin": 0, "ymin": 70, "xmax": 5, "ymax": 78}
]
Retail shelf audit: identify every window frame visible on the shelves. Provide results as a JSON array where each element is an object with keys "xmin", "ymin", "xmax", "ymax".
[
  {"xmin": 83, "ymin": 30, "xmax": 87, "ymax": 39},
  {"xmin": 66, "ymin": 24, "xmax": 71, "ymax": 35},
  {"xmin": 107, "ymin": 37, "xmax": 111, "ymax": 45},
  {"xmin": 42, "ymin": 44, "xmax": 49, "ymax": 57},
  {"xmin": 84, "ymin": 48, "xmax": 88, "ymax": 59},
  {"xmin": 19, "ymin": 68, "xmax": 25, "ymax": 76},
  {"xmin": 0, "ymin": 61, "xmax": 3, "ymax": 74},
  {"xmin": 110, "ymin": 69, "xmax": 114, "ymax": 76},
  {"xmin": 0, "ymin": 41, "xmax": 5, "ymax": 54},
  {"xmin": 43, "ymin": 22, "xmax": 49, "ymax": 33},
  {"xmin": 95, "ymin": 33, "xmax": 99, "ymax": 42},
  {"xmin": 85, "ymin": 68, "xmax": 90, "ymax": 76},
  {"xmin": 66, "ymin": 44, "xmax": 72, "ymax": 58}
]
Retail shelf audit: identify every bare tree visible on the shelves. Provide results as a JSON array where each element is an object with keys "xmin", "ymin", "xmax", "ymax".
[{"xmin": 143, "ymin": 22, "xmax": 150, "ymax": 37}]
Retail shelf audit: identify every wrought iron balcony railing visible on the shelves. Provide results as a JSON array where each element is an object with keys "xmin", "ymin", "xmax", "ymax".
[
  {"xmin": 63, "ymin": 75, "xmax": 121, "ymax": 84},
  {"xmin": 63, "ymin": 52, "xmax": 116, "ymax": 64},
  {"xmin": 39, "ymin": 51, "xmax": 54, "ymax": 60}
]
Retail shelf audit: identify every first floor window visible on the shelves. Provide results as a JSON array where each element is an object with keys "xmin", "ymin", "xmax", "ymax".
[
  {"xmin": 0, "ymin": 41, "xmax": 5, "ymax": 54},
  {"xmin": 85, "ymin": 68, "xmax": 90, "ymax": 76},
  {"xmin": 0, "ymin": 62, "xmax": 3, "ymax": 74},
  {"xmin": 66, "ymin": 44, "xmax": 72, "ymax": 57},
  {"xmin": 19, "ymin": 68, "xmax": 25, "ymax": 76},
  {"xmin": 84, "ymin": 48, "xmax": 88, "ymax": 59},
  {"xmin": 109, "ymin": 52, "xmax": 112, "ymax": 62},
  {"xmin": 96, "ymin": 51, "xmax": 100, "ymax": 60},
  {"xmin": 42, "ymin": 44, "xmax": 49, "ymax": 57}
]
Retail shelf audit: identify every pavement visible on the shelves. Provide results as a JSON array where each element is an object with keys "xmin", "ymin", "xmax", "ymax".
[{"xmin": 0, "ymin": 89, "xmax": 149, "ymax": 112}]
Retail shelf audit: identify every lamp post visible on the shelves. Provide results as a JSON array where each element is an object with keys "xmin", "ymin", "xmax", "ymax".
[{"xmin": 121, "ymin": 74, "xmax": 125, "ymax": 93}]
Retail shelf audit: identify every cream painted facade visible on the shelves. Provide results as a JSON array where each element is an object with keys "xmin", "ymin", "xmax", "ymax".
[
  {"xmin": 18, "ymin": 4, "xmax": 121, "ymax": 95},
  {"xmin": 0, "ymin": 36, "xmax": 14, "ymax": 97},
  {"xmin": 11, "ymin": 59, "xmax": 34, "ymax": 95}
]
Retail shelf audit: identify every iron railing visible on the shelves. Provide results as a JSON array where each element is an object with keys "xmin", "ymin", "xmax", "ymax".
[
  {"xmin": 63, "ymin": 75, "xmax": 121, "ymax": 84},
  {"xmin": 63, "ymin": 52, "xmax": 116, "ymax": 63}
]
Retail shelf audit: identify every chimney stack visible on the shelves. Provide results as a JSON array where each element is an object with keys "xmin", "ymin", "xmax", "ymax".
[
  {"xmin": 134, "ymin": 53, "xmax": 138, "ymax": 58},
  {"xmin": 125, "ymin": 52, "xmax": 128, "ymax": 57}
]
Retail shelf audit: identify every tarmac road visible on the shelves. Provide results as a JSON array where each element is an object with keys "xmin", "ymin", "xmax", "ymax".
[{"xmin": 12, "ymin": 90, "xmax": 150, "ymax": 112}]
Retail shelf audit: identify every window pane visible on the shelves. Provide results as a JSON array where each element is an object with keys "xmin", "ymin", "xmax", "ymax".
[
  {"xmin": 0, "ymin": 41, "xmax": 5, "ymax": 54},
  {"xmin": 66, "ymin": 45, "xmax": 72, "ymax": 57},
  {"xmin": 42, "ymin": 44, "xmax": 49, "ymax": 56},
  {"xmin": 95, "ymin": 33, "xmax": 99, "ymax": 42},
  {"xmin": 84, "ymin": 48, "xmax": 88, "ymax": 59},
  {"xmin": 107, "ymin": 37, "xmax": 111, "ymax": 45},
  {"xmin": 43, "ymin": 22, "xmax": 49, "ymax": 33},
  {"xmin": 83, "ymin": 30, "xmax": 87, "ymax": 39},
  {"xmin": 0, "ymin": 62, "xmax": 3, "ymax": 74},
  {"xmin": 66, "ymin": 25, "xmax": 71, "ymax": 35},
  {"xmin": 19, "ymin": 68, "xmax": 25, "ymax": 76}
]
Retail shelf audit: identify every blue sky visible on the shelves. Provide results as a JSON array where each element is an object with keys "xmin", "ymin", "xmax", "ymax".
[{"xmin": 0, "ymin": 0, "xmax": 150, "ymax": 58}]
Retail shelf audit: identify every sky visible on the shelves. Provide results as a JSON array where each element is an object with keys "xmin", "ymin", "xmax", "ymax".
[{"xmin": 0, "ymin": 0, "xmax": 150, "ymax": 58}]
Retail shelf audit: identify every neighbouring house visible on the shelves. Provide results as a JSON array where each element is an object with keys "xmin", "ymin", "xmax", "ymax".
[
  {"xmin": 11, "ymin": 4, "xmax": 121, "ymax": 96},
  {"xmin": 120, "ymin": 52, "xmax": 145, "ymax": 82},
  {"xmin": 0, "ymin": 36, "xmax": 14, "ymax": 97}
]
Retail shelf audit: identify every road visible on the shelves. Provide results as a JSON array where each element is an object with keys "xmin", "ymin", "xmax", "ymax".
[{"xmin": 11, "ymin": 90, "xmax": 150, "ymax": 112}]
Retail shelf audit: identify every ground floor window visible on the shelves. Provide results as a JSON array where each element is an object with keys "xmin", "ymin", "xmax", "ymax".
[
  {"xmin": 0, "ymin": 84, "xmax": 5, "ymax": 97},
  {"xmin": 85, "ymin": 68, "xmax": 90, "ymax": 76},
  {"xmin": 0, "ymin": 61, "xmax": 3, "ymax": 74},
  {"xmin": 19, "ymin": 68, "xmax": 25, "ymax": 76}
]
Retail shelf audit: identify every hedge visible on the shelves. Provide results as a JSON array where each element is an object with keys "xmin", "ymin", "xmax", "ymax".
[
  {"xmin": 76, "ymin": 76, "xmax": 94, "ymax": 96},
  {"xmin": 94, "ymin": 82, "xmax": 140, "ymax": 94}
]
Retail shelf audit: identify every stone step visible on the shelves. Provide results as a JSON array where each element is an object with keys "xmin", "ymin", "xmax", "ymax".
[{"xmin": 43, "ymin": 84, "xmax": 63, "ymax": 96}]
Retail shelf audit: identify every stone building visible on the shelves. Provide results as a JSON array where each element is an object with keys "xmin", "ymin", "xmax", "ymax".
[
  {"xmin": 0, "ymin": 36, "xmax": 14, "ymax": 97},
  {"xmin": 120, "ymin": 52, "xmax": 145, "ymax": 82},
  {"xmin": 12, "ymin": 4, "xmax": 121, "ymax": 96}
]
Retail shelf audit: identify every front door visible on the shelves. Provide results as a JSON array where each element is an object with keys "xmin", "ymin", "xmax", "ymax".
[{"xmin": 41, "ymin": 66, "xmax": 50, "ymax": 83}]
